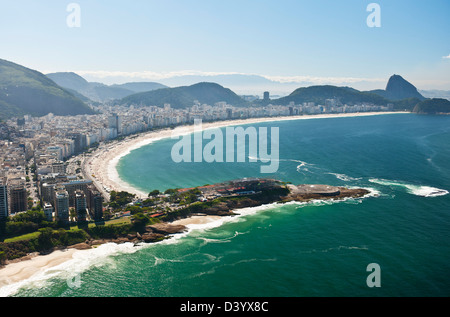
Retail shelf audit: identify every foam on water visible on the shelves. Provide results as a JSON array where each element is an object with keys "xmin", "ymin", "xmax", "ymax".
[
  {"xmin": 328, "ymin": 173, "xmax": 362, "ymax": 182},
  {"xmin": 0, "ymin": 242, "xmax": 141, "ymax": 297},
  {"xmin": 1, "ymin": 181, "xmax": 379, "ymax": 297},
  {"xmin": 369, "ymin": 178, "xmax": 449, "ymax": 197}
]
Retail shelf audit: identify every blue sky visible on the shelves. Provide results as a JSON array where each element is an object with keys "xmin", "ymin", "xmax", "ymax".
[{"xmin": 0, "ymin": 0, "xmax": 449, "ymax": 90}]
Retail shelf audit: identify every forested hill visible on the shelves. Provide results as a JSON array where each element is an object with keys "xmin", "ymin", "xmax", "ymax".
[
  {"xmin": 120, "ymin": 82, "xmax": 247, "ymax": 108},
  {"xmin": 0, "ymin": 59, "xmax": 94, "ymax": 119},
  {"xmin": 413, "ymin": 98, "xmax": 450, "ymax": 114}
]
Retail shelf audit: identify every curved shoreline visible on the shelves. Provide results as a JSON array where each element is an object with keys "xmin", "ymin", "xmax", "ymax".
[
  {"xmin": 0, "ymin": 187, "xmax": 378, "ymax": 297},
  {"xmin": 0, "ymin": 111, "xmax": 402, "ymax": 296},
  {"xmin": 85, "ymin": 111, "xmax": 404, "ymax": 199}
]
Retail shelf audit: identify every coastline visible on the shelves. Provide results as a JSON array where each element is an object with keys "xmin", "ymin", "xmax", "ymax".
[
  {"xmin": 0, "ymin": 249, "xmax": 78, "ymax": 294},
  {"xmin": 84, "ymin": 111, "xmax": 405, "ymax": 200},
  {"xmin": 0, "ymin": 111, "xmax": 402, "ymax": 296},
  {"xmin": 0, "ymin": 214, "xmax": 224, "ymax": 296}
]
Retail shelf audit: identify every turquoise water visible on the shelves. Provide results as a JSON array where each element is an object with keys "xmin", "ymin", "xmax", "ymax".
[{"xmin": 7, "ymin": 113, "xmax": 450, "ymax": 297}]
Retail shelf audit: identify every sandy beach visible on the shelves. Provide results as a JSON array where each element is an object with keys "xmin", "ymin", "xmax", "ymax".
[
  {"xmin": 0, "ymin": 111, "xmax": 403, "ymax": 295},
  {"xmin": 0, "ymin": 214, "xmax": 224, "ymax": 295},
  {"xmin": 0, "ymin": 249, "xmax": 77, "ymax": 291},
  {"xmin": 171, "ymin": 215, "xmax": 223, "ymax": 226}
]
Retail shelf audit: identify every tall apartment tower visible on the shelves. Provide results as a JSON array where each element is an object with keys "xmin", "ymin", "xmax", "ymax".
[
  {"xmin": 0, "ymin": 176, "xmax": 8, "ymax": 221},
  {"xmin": 108, "ymin": 113, "xmax": 122, "ymax": 135},
  {"xmin": 75, "ymin": 190, "xmax": 87, "ymax": 222},
  {"xmin": 55, "ymin": 188, "xmax": 70, "ymax": 224},
  {"xmin": 88, "ymin": 186, "xmax": 104, "ymax": 221},
  {"xmin": 8, "ymin": 180, "xmax": 27, "ymax": 214}
]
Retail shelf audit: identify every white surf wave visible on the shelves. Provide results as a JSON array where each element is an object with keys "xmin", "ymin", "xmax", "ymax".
[
  {"xmin": 0, "ymin": 242, "xmax": 141, "ymax": 297},
  {"xmin": 299, "ymin": 245, "xmax": 369, "ymax": 254},
  {"xmin": 328, "ymin": 173, "xmax": 362, "ymax": 182},
  {"xmin": 248, "ymin": 156, "xmax": 312, "ymax": 172},
  {"xmin": 1, "ymin": 185, "xmax": 377, "ymax": 297},
  {"xmin": 369, "ymin": 179, "xmax": 449, "ymax": 197}
]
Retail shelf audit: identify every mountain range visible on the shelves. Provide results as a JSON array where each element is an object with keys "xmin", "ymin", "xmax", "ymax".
[
  {"xmin": 119, "ymin": 74, "xmax": 426, "ymax": 110},
  {"xmin": 121, "ymin": 82, "xmax": 247, "ymax": 108},
  {"xmin": 0, "ymin": 58, "xmax": 436, "ymax": 120},
  {"xmin": 46, "ymin": 72, "xmax": 167, "ymax": 102}
]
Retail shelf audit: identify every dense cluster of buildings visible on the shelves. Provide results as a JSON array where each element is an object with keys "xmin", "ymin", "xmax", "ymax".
[{"xmin": 0, "ymin": 93, "xmax": 393, "ymax": 223}]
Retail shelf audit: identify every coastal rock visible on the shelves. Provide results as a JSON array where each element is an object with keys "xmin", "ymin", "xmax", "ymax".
[
  {"xmin": 90, "ymin": 239, "xmax": 108, "ymax": 246},
  {"xmin": 112, "ymin": 237, "xmax": 131, "ymax": 244},
  {"xmin": 147, "ymin": 223, "xmax": 187, "ymax": 235},
  {"xmin": 127, "ymin": 234, "xmax": 137, "ymax": 240},
  {"xmin": 141, "ymin": 233, "xmax": 165, "ymax": 243},
  {"xmin": 284, "ymin": 184, "xmax": 370, "ymax": 202},
  {"xmin": 69, "ymin": 243, "xmax": 92, "ymax": 250}
]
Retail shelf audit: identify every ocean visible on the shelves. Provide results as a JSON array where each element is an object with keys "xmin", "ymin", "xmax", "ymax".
[{"xmin": 7, "ymin": 113, "xmax": 450, "ymax": 297}]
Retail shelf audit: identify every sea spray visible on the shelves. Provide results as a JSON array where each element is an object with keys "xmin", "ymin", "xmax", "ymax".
[{"xmin": 369, "ymin": 178, "xmax": 449, "ymax": 197}]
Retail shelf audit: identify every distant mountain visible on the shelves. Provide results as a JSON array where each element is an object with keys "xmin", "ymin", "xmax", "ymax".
[
  {"xmin": 111, "ymin": 82, "xmax": 168, "ymax": 93},
  {"xmin": 0, "ymin": 59, "xmax": 94, "ymax": 119},
  {"xmin": 420, "ymin": 90, "xmax": 450, "ymax": 101},
  {"xmin": 159, "ymin": 74, "xmax": 274, "ymax": 88},
  {"xmin": 413, "ymin": 98, "xmax": 450, "ymax": 114},
  {"xmin": 273, "ymin": 85, "xmax": 389, "ymax": 106},
  {"xmin": 369, "ymin": 75, "xmax": 425, "ymax": 101},
  {"xmin": 158, "ymin": 74, "xmax": 303, "ymax": 96},
  {"xmin": 121, "ymin": 82, "xmax": 247, "ymax": 108},
  {"xmin": 45, "ymin": 72, "xmax": 91, "ymax": 92},
  {"xmin": 269, "ymin": 75, "xmax": 427, "ymax": 111},
  {"xmin": 46, "ymin": 72, "xmax": 167, "ymax": 102}
]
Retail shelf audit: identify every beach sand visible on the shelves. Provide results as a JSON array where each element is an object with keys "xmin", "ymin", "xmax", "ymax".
[
  {"xmin": 171, "ymin": 215, "xmax": 223, "ymax": 226},
  {"xmin": 0, "ymin": 111, "xmax": 404, "ymax": 295},
  {"xmin": 0, "ymin": 249, "xmax": 77, "ymax": 290}
]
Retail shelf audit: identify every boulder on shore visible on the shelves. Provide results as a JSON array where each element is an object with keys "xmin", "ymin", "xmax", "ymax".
[
  {"xmin": 141, "ymin": 233, "xmax": 166, "ymax": 243},
  {"xmin": 69, "ymin": 243, "xmax": 92, "ymax": 250},
  {"xmin": 147, "ymin": 223, "xmax": 187, "ymax": 235}
]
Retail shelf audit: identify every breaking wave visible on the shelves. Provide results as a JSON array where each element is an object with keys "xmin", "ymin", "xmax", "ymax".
[
  {"xmin": 369, "ymin": 179, "xmax": 449, "ymax": 197},
  {"xmin": 328, "ymin": 173, "xmax": 362, "ymax": 182}
]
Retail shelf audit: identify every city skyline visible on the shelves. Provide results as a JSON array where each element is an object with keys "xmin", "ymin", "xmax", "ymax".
[{"xmin": 0, "ymin": 0, "xmax": 449, "ymax": 91}]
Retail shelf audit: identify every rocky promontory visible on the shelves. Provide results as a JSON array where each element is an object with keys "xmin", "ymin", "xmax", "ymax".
[{"xmin": 284, "ymin": 184, "xmax": 370, "ymax": 202}]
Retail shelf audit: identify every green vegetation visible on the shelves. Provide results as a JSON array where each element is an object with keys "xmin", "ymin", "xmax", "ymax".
[
  {"xmin": 274, "ymin": 85, "xmax": 389, "ymax": 106},
  {"xmin": 1, "ymin": 209, "xmax": 55, "ymax": 239},
  {"xmin": 0, "ymin": 182, "xmax": 292, "ymax": 264},
  {"xmin": 0, "ymin": 214, "xmax": 148, "ymax": 262},
  {"xmin": 391, "ymin": 97, "xmax": 423, "ymax": 111},
  {"xmin": 148, "ymin": 189, "xmax": 161, "ymax": 197},
  {"xmin": 413, "ymin": 98, "xmax": 450, "ymax": 114},
  {"xmin": 85, "ymin": 223, "xmax": 134, "ymax": 240},
  {"xmin": 0, "ymin": 228, "xmax": 89, "ymax": 262},
  {"xmin": 109, "ymin": 190, "xmax": 136, "ymax": 209},
  {"xmin": 0, "ymin": 59, "xmax": 95, "ymax": 119},
  {"xmin": 4, "ymin": 231, "xmax": 41, "ymax": 243},
  {"xmin": 121, "ymin": 82, "xmax": 247, "ymax": 108}
]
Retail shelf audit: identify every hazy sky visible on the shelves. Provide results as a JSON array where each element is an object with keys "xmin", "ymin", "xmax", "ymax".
[{"xmin": 0, "ymin": 0, "xmax": 449, "ymax": 90}]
